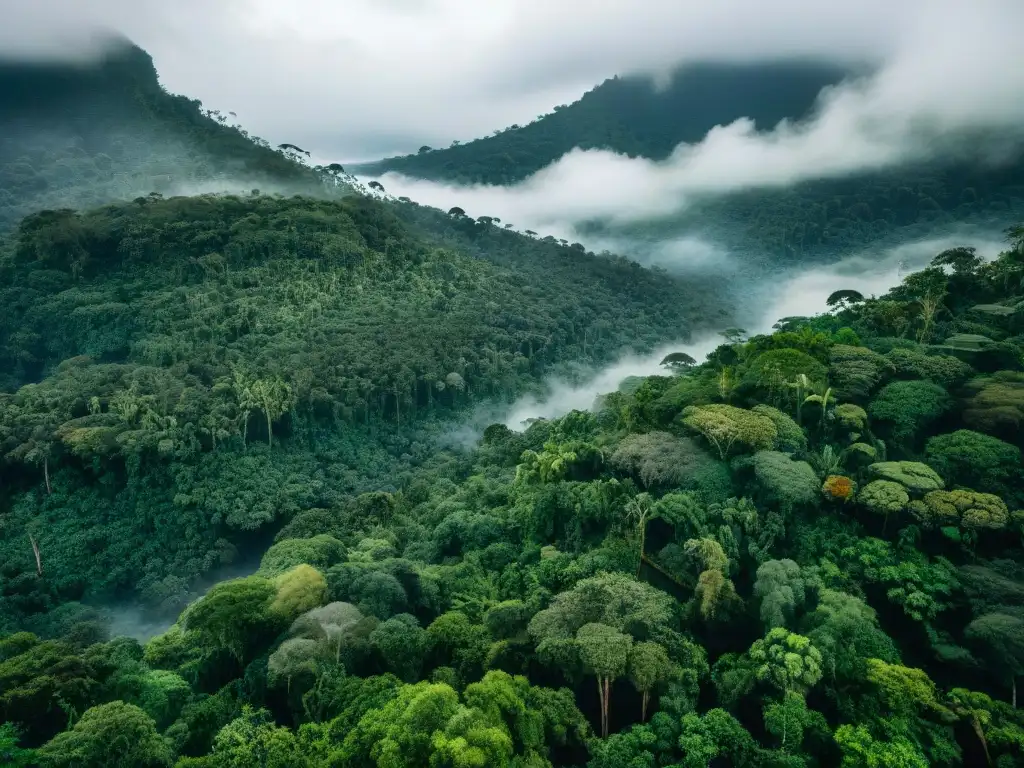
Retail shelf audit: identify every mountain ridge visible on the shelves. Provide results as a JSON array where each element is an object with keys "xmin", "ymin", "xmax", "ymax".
[{"xmin": 354, "ymin": 59, "xmax": 854, "ymax": 184}]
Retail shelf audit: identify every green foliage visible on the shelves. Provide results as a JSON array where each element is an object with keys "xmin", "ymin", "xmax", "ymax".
[
  {"xmin": 754, "ymin": 559, "xmax": 808, "ymax": 630},
  {"xmin": 180, "ymin": 576, "xmax": 278, "ymax": 666},
  {"xmin": 609, "ymin": 431, "xmax": 725, "ymax": 493},
  {"xmin": 867, "ymin": 461, "xmax": 945, "ymax": 495},
  {"xmin": 257, "ymin": 535, "xmax": 346, "ymax": 577},
  {"xmin": 5, "ymin": 55, "xmax": 1024, "ymax": 766},
  {"xmin": 740, "ymin": 451, "xmax": 821, "ymax": 511},
  {"xmin": 868, "ymin": 380, "xmax": 952, "ymax": 449},
  {"xmin": 680, "ymin": 404, "xmax": 778, "ymax": 459},
  {"xmin": 835, "ymin": 724, "xmax": 928, "ymax": 768},
  {"xmin": 926, "ymin": 430, "xmax": 1022, "ymax": 503},
  {"xmin": 751, "ymin": 404, "xmax": 807, "ymax": 453},
  {"xmin": 909, "ymin": 489, "xmax": 1011, "ymax": 531},
  {"xmin": 36, "ymin": 701, "xmax": 171, "ymax": 768},
  {"xmin": 749, "ymin": 628, "xmax": 824, "ymax": 696}
]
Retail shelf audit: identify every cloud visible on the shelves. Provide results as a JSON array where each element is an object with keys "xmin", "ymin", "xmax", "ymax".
[
  {"xmin": 359, "ymin": 0, "xmax": 1024, "ymax": 237},
  {"xmin": 3, "ymin": 0, "xmax": 1013, "ymax": 162},
  {"xmin": 494, "ymin": 228, "xmax": 1010, "ymax": 430}
]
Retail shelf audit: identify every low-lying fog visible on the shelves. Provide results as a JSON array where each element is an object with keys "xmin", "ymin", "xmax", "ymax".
[{"xmin": 497, "ymin": 230, "xmax": 1008, "ymax": 430}]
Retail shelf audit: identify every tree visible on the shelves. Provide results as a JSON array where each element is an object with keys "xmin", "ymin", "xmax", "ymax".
[
  {"xmin": 36, "ymin": 701, "xmax": 171, "ymax": 768},
  {"xmin": 684, "ymin": 538, "xmax": 739, "ymax": 620},
  {"xmin": 753, "ymin": 559, "xmax": 807, "ymax": 630},
  {"xmin": 932, "ymin": 245, "xmax": 982, "ymax": 275},
  {"xmin": 858, "ymin": 480, "xmax": 910, "ymax": 533},
  {"xmin": 290, "ymin": 601, "xmax": 364, "ymax": 664},
  {"xmin": 677, "ymin": 708, "xmax": 758, "ymax": 768},
  {"xmin": 625, "ymin": 493, "xmax": 654, "ymax": 576},
  {"xmin": 627, "ymin": 642, "xmax": 675, "ymax": 721},
  {"xmin": 249, "ymin": 376, "xmax": 294, "ymax": 448},
  {"xmin": 763, "ymin": 691, "xmax": 825, "ymax": 752},
  {"xmin": 268, "ymin": 638, "xmax": 324, "ymax": 695},
  {"xmin": 610, "ymin": 433, "xmax": 719, "ymax": 492},
  {"xmin": 528, "ymin": 573, "xmax": 678, "ymax": 721},
  {"xmin": 835, "ymin": 724, "xmax": 928, "ymax": 768},
  {"xmin": 751, "ymin": 404, "xmax": 806, "ymax": 452},
  {"xmin": 749, "ymin": 628, "xmax": 823, "ymax": 696},
  {"xmin": 515, "ymin": 440, "xmax": 579, "ymax": 484},
  {"xmin": 829, "ymin": 345, "xmax": 894, "ymax": 402},
  {"xmin": 680, "ymin": 404, "xmax": 777, "ymax": 459},
  {"xmin": 181, "ymin": 576, "xmax": 277, "ymax": 667},
  {"xmin": 869, "ymin": 380, "xmax": 951, "ymax": 449},
  {"xmin": 926, "ymin": 430, "xmax": 1022, "ymax": 502},
  {"xmin": 891, "ymin": 265, "xmax": 948, "ymax": 343},
  {"xmin": 370, "ymin": 613, "xmax": 427, "ymax": 682},
  {"xmin": 188, "ymin": 706, "xmax": 300, "ymax": 768},
  {"xmin": 805, "ymin": 590, "xmax": 899, "ymax": 700},
  {"xmin": 742, "ymin": 451, "xmax": 820, "ymax": 511},
  {"xmin": 867, "ymin": 461, "xmax": 944, "ymax": 495},
  {"xmin": 826, "ymin": 289, "xmax": 865, "ymax": 309},
  {"xmin": 577, "ymin": 622, "xmax": 632, "ymax": 738},
  {"xmin": 965, "ymin": 613, "xmax": 1024, "ymax": 707},
  {"xmin": 258, "ymin": 535, "xmax": 346, "ymax": 577},
  {"xmin": 660, "ymin": 351, "xmax": 697, "ymax": 373},
  {"xmin": 0, "ymin": 724, "xmax": 36, "ymax": 768},
  {"xmin": 337, "ymin": 681, "xmax": 459, "ymax": 767},
  {"xmin": 909, "ymin": 489, "xmax": 1010, "ymax": 532},
  {"xmin": 270, "ymin": 564, "xmax": 328, "ymax": 621},
  {"xmin": 961, "ymin": 372, "xmax": 1024, "ymax": 441}
]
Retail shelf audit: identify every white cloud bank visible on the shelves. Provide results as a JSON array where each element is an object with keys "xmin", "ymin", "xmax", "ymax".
[
  {"xmin": 365, "ymin": 0, "xmax": 1024, "ymax": 234},
  {"xmin": 2, "ymin": 0, "xmax": 1019, "ymax": 162},
  {"xmin": 498, "ymin": 230, "xmax": 1010, "ymax": 429}
]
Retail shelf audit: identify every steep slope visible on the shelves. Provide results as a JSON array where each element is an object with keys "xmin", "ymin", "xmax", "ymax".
[
  {"xmin": 354, "ymin": 60, "xmax": 852, "ymax": 184},
  {"xmin": 0, "ymin": 41, "xmax": 333, "ymax": 231},
  {"xmin": 590, "ymin": 159, "xmax": 1024, "ymax": 268},
  {"xmin": 0, "ymin": 185, "xmax": 719, "ymax": 626},
  {"xmin": 357, "ymin": 61, "xmax": 1024, "ymax": 269}
]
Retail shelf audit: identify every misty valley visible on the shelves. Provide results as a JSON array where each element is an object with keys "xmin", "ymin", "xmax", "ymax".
[{"xmin": 3, "ymin": 22, "xmax": 1024, "ymax": 768}]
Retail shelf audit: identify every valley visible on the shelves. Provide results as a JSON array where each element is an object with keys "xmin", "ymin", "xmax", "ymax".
[{"xmin": 2, "ymin": 13, "xmax": 1024, "ymax": 767}]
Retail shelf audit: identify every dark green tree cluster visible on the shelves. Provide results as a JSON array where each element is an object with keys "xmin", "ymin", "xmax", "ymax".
[
  {"xmin": 5, "ymin": 230, "xmax": 1024, "ymax": 766},
  {"xmin": 0, "ymin": 184, "xmax": 713, "ymax": 635}
]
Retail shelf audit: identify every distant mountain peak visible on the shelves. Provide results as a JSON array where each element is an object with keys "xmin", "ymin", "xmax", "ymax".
[{"xmin": 354, "ymin": 59, "xmax": 854, "ymax": 185}]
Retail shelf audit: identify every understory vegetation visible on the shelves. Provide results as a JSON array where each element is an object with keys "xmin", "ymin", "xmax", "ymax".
[{"xmin": 3, "ymin": 223, "xmax": 1024, "ymax": 766}]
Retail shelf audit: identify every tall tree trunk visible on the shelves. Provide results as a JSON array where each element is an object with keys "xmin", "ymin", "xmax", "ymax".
[
  {"xmin": 1013, "ymin": 676, "xmax": 1017, "ymax": 709},
  {"xmin": 641, "ymin": 690, "xmax": 648, "ymax": 722},
  {"xmin": 598, "ymin": 679, "xmax": 606, "ymax": 741},
  {"xmin": 242, "ymin": 412, "xmax": 249, "ymax": 450},
  {"xmin": 265, "ymin": 408, "xmax": 273, "ymax": 448},
  {"xmin": 44, "ymin": 456, "xmax": 51, "ymax": 495},
  {"xmin": 636, "ymin": 515, "xmax": 647, "ymax": 578},
  {"xmin": 596, "ymin": 677, "xmax": 605, "ymax": 739},
  {"xmin": 969, "ymin": 713, "xmax": 993, "ymax": 766},
  {"xmin": 29, "ymin": 533, "xmax": 42, "ymax": 576}
]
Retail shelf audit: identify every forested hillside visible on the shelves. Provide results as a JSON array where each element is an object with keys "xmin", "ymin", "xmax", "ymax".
[
  {"xmin": 5, "ymin": 34, "xmax": 1024, "ymax": 768},
  {"xmin": 0, "ymin": 41, "xmax": 336, "ymax": 232},
  {"xmin": 597, "ymin": 158, "xmax": 1024, "ymax": 268},
  {"xmin": 4, "ymin": 226, "xmax": 1024, "ymax": 766},
  {"xmin": 355, "ymin": 60, "xmax": 851, "ymax": 185},
  {"xmin": 0, "ymin": 188, "xmax": 715, "ymax": 630},
  {"xmin": 357, "ymin": 60, "xmax": 1024, "ymax": 270}
]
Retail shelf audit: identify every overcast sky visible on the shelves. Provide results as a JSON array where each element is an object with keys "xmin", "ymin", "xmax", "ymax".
[{"xmin": 3, "ymin": 0, "xmax": 1013, "ymax": 162}]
